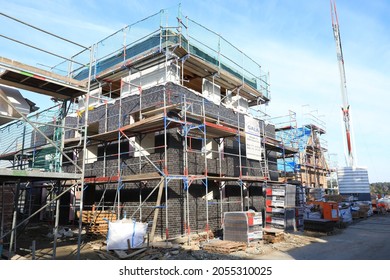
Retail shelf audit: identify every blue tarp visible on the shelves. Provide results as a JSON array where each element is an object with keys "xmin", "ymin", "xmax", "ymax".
[{"xmin": 276, "ymin": 126, "xmax": 311, "ymax": 172}]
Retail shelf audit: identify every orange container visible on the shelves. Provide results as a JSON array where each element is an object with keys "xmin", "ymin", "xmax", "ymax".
[
  {"xmin": 307, "ymin": 201, "xmax": 339, "ymax": 221},
  {"xmin": 322, "ymin": 202, "xmax": 339, "ymax": 221}
]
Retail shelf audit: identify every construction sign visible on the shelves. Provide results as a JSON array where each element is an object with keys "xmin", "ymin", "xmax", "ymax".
[{"xmin": 244, "ymin": 115, "xmax": 262, "ymax": 161}]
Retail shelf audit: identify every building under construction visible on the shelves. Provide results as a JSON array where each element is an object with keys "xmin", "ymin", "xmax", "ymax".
[
  {"xmin": 275, "ymin": 111, "xmax": 330, "ymax": 189},
  {"xmin": 0, "ymin": 8, "xmax": 322, "ymax": 258}
]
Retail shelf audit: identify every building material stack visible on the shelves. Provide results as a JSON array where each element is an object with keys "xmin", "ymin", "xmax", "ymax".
[
  {"xmin": 308, "ymin": 188, "xmax": 325, "ymax": 201},
  {"xmin": 265, "ymin": 184, "xmax": 296, "ymax": 231},
  {"xmin": 223, "ymin": 211, "xmax": 263, "ymax": 243},
  {"xmin": 295, "ymin": 185, "xmax": 305, "ymax": 230},
  {"xmin": 77, "ymin": 210, "xmax": 117, "ymax": 235}
]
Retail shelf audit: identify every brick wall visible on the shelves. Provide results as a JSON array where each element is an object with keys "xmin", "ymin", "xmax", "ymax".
[
  {"xmin": 60, "ymin": 82, "xmax": 277, "ymax": 238},
  {"xmin": 90, "ymin": 179, "xmax": 265, "ymax": 238}
]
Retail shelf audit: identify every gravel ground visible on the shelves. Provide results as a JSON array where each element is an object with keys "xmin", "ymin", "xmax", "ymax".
[{"xmin": 9, "ymin": 214, "xmax": 388, "ymax": 260}]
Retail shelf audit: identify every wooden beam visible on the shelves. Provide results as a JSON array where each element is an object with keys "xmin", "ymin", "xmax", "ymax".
[{"xmin": 150, "ymin": 179, "xmax": 165, "ymax": 242}]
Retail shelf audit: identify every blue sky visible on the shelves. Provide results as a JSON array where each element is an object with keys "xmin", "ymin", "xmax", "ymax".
[{"xmin": 1, "ymin": 0, "xmax": 389, "ymax": 182}]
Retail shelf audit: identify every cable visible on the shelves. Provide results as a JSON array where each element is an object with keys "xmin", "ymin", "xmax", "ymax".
[
  {"xmin": 0, "ymin": 12, "xmax": 87, "ymax": 49},
  {"xmin": 0, "ymin": 34, "xmax": 85, "ymax": 66}
]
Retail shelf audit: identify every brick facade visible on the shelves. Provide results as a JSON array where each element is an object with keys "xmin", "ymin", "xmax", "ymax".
[{"xmin": 59, "ymin": 82, "xmax": 275, "ymax": 238}]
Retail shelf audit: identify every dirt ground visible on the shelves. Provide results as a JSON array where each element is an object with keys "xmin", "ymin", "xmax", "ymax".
[
  {"xmin": 5, "ymin": 213, "xmax": 389, "ymax": 260},
  {"xmin": 5, "ymin": 226, "xmax": 334, "ymax": 260}
]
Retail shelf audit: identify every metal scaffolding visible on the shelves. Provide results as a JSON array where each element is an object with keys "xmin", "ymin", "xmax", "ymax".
[
  {"xmin": 0, "ymin": 9, "xmax": 93, "ymax": 259},
  {"xmin": 0, "ymin": 6, "xmax": 294, "ymax": 259},
  {"xmin": 272, "ymin": 109, "xmax": 330, "ymax": 188}
]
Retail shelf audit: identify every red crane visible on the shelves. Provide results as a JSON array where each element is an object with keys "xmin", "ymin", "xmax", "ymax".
[{"xmin": 330, "ymin": 0, "xmax": 355, "ymax": 167}]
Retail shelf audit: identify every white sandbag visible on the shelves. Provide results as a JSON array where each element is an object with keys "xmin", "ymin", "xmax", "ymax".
[
  {"xmin": 339, "ymin": 207, "xmax": 352, "ymax": 223},
  {"xmin": 107, "ymin": 219, "xmax": 148, "ymax": 250}
]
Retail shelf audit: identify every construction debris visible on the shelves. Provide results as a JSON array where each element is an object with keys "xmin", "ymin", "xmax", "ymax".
[
  {"xmin": 197, "ymin": 231, "xmax": 214, "ymax": 242},
  {"xmin": 97, "ymin": 250, "xmax": 118, "ymax": 260},
  {"xmin": 149, "ymin": 241, "xmax": 177, "ymax": 249},
  {"xmin": 114, "ymin": 248, "xmax": 147, "ymax": 259},
  {"xmin": 10, "ymin": 254, "xmax": 27, "ymax": 260},
  {"xmin": 263, "ymin": 228, "xmax": 285, "ymax": 244},
  {"xmin": 46, "ymin": 227, "xmax": 74, "ymax": 239}
]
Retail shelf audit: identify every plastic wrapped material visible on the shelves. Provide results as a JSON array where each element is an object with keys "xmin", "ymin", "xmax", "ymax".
[
  {"xmin": 304, "ymin": 211, "xmax": 321, "ymax": 219},
  {"xmin": 355, "ymin": 201, "xmax": 373, "ymax": 217},
  {"xmin": 378, "ymin": 198, "xmax": 390, "ymax": 211},
  {"xmin": 339, "ymin": 207, "xmax": 352, "ymax": 223},
  {"xmin": 107, "ymin": 219, "xmax": 148, "ymax": 250},
  {"xmin": 308, "ymin": 188, "xmax": 325, "ymax": 201},
  {"xmin": 224, "ymin": 211, "xmax": 263, "ymax": 242},
  {"xmin": 304, "ymin": 204, "xmax": 321, "ymax": 219}
]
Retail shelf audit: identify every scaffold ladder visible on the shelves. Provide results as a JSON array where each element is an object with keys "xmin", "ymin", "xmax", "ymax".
[{"xmin": 260, "ymin": 121, "xmax": 270, "ymax": 180}]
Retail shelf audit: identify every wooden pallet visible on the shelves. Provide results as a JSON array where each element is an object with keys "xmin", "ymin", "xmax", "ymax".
[
  {"xmin": 78, "ymin": 211, "xmax": 117, "ymax": 223},
  {"xmin": 263, "ymin": 228, "xmax": 284, "ymax": 244},
  {"xmin": 203, "ymin": 241, "xmax": 246, "ymax": 254},
  {"xmin": 87, "ymin": 224, "xmax": 109, "ymax": 233},
  {"xmin": 77, "ymin": 210, "xmax": 117, "ymax": 235},
  {"xmin": 263, "ymin": 234, "xmax": 284, "ymax": 244}
]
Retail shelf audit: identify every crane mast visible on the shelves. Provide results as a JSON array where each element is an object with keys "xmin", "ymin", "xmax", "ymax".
[{"xmin": 330, "ymin": 0, "xmax": 354, "ymax": 167}]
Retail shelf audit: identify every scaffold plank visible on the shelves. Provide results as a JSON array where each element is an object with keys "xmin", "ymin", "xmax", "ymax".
[
  {"xmin": 0, "ymin": 168, "xmax": 81, "ymax": 180},
  {"xmin": 0, "ymin": 56, "xmax": 87, "ymax": 99},
  {"xmin": 84, "ymin": 172, "xmax": 161, "ymax": 184}
]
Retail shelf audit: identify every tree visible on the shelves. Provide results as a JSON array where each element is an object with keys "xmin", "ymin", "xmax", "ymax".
[{"xmin": 370, "ymin": 182, "xmax": 390, "ymax": 195}]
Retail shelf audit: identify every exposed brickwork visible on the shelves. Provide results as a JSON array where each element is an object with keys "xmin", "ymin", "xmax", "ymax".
[{"xmin": 60, "ymin": 83, "xmax": 278, "ymax": 238}]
